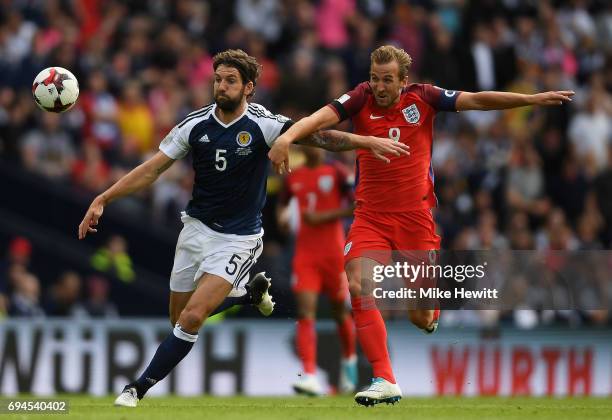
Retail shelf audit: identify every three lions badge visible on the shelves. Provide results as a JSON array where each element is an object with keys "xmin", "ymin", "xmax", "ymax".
[{"xmin": 402, "ymin": 104, "xmax": 420, "ymax": 124}]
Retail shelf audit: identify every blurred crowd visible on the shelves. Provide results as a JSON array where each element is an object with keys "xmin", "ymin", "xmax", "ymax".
[
  {"xmin": 0, "ymin": 236, "xmax": 119, "ymax": 318},
  {"xmin": 0, "ymin": 0, "xmax": 611, "ymax": 325}
]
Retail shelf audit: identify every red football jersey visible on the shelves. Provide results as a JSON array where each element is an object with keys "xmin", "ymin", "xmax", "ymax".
[
  {"xmin": 282, "ymin": 162, "xmax": 352, "ymax": 259},
  {"xmin": 328, "ymin": 82, "xmax": 461, "ymax": 212}
]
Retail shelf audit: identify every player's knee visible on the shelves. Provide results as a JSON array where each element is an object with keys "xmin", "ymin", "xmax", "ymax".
[
  {"xmin": 178, "ymin": 307, "xmax": 208, "ymax": 332},
  {"xmin": 409, "ymin": 310, "xmax": 433, "ymax": 329}
]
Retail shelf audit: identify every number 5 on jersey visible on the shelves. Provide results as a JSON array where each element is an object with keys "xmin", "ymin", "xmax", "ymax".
[{"xmin": 215, "ymin": 149, "xmax": 227, "ymax": 171}]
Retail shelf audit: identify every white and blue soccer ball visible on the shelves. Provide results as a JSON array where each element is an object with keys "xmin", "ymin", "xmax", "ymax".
[{"xmin": 32, "ymin": 66, "xmax": 79, "ymax": 113}]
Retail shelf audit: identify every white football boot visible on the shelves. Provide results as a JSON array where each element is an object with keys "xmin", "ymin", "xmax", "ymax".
[
  {"xmin": 114, "ymin": 386, "xmax": 138, "ymax": 407},
  {"xmin": 354, "ymin": 377, "xmax": 402, "ymax": 406},
  {"xmin": 293, "ymin": 374, "xmax": 323, "ymax": 396}
]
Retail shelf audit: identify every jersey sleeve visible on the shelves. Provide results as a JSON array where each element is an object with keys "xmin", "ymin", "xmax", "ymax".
[
  {"xmin": 159, "ymin": 124, "xmax": 190, "ymax": 159},
  {"xmin": 327, "ymin": 82, "xmax": 371, "ymax": 122},
  {"xmin": 417, "ymin": 84, "xmax": 462, "ymax": 112},
  {"xmin": 248, "ymin": 103, "xmax": 292, "ymax": 147}
]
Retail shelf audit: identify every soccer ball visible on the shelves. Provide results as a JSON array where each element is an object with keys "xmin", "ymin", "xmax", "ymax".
[{"xmin": 32, "ymin": 67, "xmax": 79, "ymax": 113}]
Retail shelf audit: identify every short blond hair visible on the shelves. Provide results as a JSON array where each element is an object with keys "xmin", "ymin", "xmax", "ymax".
[{"xmin": 370, "ymin": 45, "xmax": 412, "ymax": 79}]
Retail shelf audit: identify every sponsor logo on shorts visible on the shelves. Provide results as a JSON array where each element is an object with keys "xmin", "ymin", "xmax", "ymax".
[
  {"xmin": 428, "ymin": 249, "xmax": 438, "ymax": 264},
  {"xmin": 344, "ymin": 241, "xmax": 352, "ymax": 256}
]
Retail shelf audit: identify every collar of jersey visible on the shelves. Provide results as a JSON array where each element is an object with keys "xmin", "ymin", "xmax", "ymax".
[{"xmin": 211, "ymin": 103, "xmax": 249, "ymax": 128}]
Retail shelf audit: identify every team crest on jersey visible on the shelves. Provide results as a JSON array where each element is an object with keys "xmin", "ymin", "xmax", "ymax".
[
  {"xmin": 402, "ymin": 104, "xmax": 420, "ymax": 124},
  {"xmin": 318, "ymin": 175, "xmax": 334, "ymax": 193},
  {"xmin": 236, "ymin": 131, "xmax": 252, "ymax": 147}
]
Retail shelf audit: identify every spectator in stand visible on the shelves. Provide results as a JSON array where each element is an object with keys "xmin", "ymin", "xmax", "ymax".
[
  {"xmin": 506, "ymin": 140, "xmax": 551, "ymax": 222},
  {"xmin": 72, "ymin": 140, "xmax": 111, "ymax": 193},
  {"xmin": 245, "ymin": 35, "xmax": 279, "ymax": 107},
  {"xmin": 117, "ymin": 80, "xmax": 155, "ymax": 155},
  {"xmin": 80, "ymin": 70, "xmax": 120, "ymax": 153},
  {"xmin": 591, "ymin": 145, "xmax": 612, "ymax": 246},
  {"xmin": 568, "ymin": 90, "xmax": 611, "ymax": 176},
  {"xmin": 315, "ymin": 0, "xmax": 355, "ymax": 53},
  {"xmin": 83, "ymin": 275, "xmax": 118, "ymax": 318},
  {"xmin": 9, "ymin": 271, "xmax": 44, "ymax": 317},
  {"xmin": 0, "ymin": 236, "xmax": 33, "ymax": 294},
  {"xmin": 535, "ymin": 208, "xmax": 579, "ymax": 251},
  {"xmin": 19, "ymin": 112, "xmax": 75, "ymax": 180},
  {"xmin": 90, "ymin": 235, "xmax": 135, "ymax": 283},
  {"xmin": 277, "ymin": 48, "xmax": 327, "ymax": 115},
  {"xmin": 236, "ymin": 0, "xmax": 282, "ymax": 43},
  {"xmin": 421, "ymin": 25, "xmax": 461, "ymax": 89},
  {"xmin": 44, "ymin": 270, "xmax": 85, "ymax": 317}
]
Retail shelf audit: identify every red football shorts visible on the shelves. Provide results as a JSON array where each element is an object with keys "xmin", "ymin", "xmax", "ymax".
[
  {"xmin": 344, "ymin": 208, "xmax": 441, "ymax": 265},
  {"xmin": 292, "ymin": 253, "xmax": 348, "ymax": 301},
  {"xmin": 344, "ymin": 209, "xmax": 440, "ymax": 304}
]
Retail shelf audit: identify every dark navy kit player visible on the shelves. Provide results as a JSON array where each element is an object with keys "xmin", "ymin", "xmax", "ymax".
[{"xmin": 77, "ymin": 49, "xmax": 409, "ymax": 407}]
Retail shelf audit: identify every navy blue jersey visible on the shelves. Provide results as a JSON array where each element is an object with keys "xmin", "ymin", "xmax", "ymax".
[{"xmin": 159, "ymin": 103, "xmax": 291, "ymax": 235}]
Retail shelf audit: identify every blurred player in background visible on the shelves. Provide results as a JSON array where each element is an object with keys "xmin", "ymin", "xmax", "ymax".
[
  {"xmin": 269, "ymin": 45, "xmax": 574, "ymax": 406},
  {"xmin": 279, "ymin": 146, "xmax": 356, "ymax": 395},
  {"xmin": 78, "ymin": 49, "xmax": 408, "ymax": 408}
]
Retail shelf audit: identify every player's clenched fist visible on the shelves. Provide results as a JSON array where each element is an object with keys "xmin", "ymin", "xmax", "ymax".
[{"xmin": 78, "ymin": 196, "xmax": 105, "ymax": 239}]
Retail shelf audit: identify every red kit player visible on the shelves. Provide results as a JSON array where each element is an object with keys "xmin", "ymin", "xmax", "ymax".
[
  {"xmin": 269, "ymin": 45, "xmax": 573, "ymax": 405},
  {"xmin": 279, "ymin": 146, "xmax": 357, "ymax": 395}
]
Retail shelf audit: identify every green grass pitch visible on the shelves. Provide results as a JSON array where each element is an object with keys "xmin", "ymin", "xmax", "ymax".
[{"xmin": 4, "ymin": 396, "xmax": 612, "ymax": 420}]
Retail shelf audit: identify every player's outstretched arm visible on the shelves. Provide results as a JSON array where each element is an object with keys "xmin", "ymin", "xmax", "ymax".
[
  {"xmin": 298, "ymin": 130, "xmax": 410, "ymax": 164},
  {"xmin": 78, "ymin": 151, "xmax": 175, "ymax": 239},
  {"xmin": 269, "ymin": 106, "xmax": 340, "ymax": 174},
  {"xmin": 268, "ymin": 106, "xmax": 409, "ymax": 173},
  {"xmin": 456, "ymin": 90, "xmax": 574, "ymax": 111}
]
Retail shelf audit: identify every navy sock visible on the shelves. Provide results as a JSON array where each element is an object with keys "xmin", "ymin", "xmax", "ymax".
[
  {"xmin": 133, "ymin": 324, "xmax": 197, "ymax": 398},
  {"xmin": 209, "ymin": 294, "xmax": 251, "ymax": 316}
]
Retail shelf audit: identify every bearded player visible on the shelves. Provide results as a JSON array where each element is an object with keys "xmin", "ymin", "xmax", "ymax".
[
  {"xmin": 279, "ymin": 146, "xmax": 356, "ymax": 395},
  {"xmin": 268, "ymin": 45, "xmax": 574, "ymax": 406}
]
